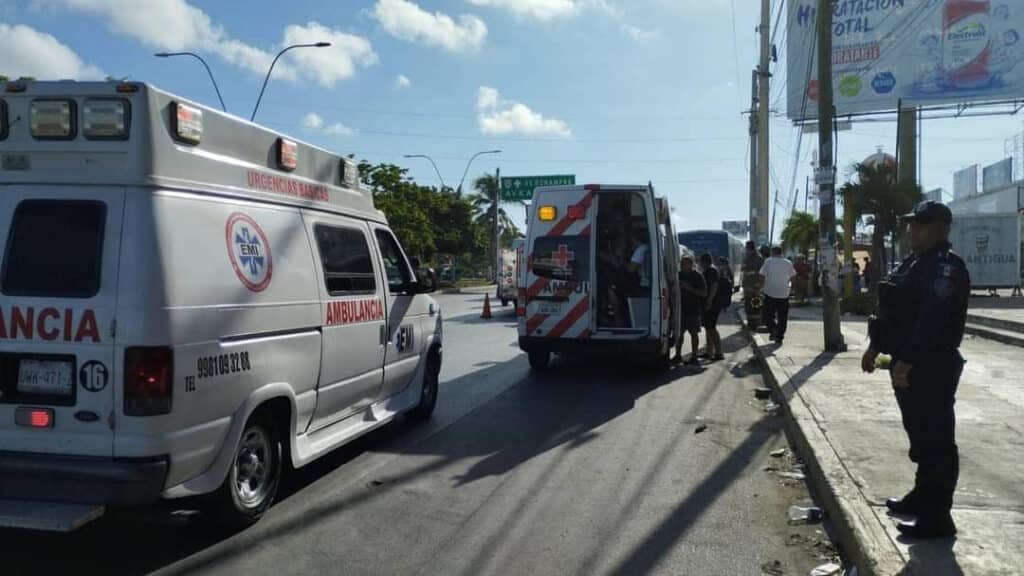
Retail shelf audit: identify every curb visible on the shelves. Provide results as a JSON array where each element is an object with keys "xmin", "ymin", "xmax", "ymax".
[
  {"xmin": 964, "ymin": 322, "xmax": 1024, "ymax": 348},
  {"xmin": 737, "ymin": 309, "xmax": 905, "ymax": 576}
]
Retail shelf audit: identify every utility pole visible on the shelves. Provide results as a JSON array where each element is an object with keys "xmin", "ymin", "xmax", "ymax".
[
  {"xmin": 817, "ymin": 0, "xmax": 846, "ymax": 351},
  {"xmin": 494, "ymin": 167, "xmax": 501, "ymax": 284},
  {"xmin": 757, "ymin": 0, "xmax": 772, "ymax": 246},
  {"xmin": 749, "ymin": 69, "xmax": 759, "ymax": 243}
]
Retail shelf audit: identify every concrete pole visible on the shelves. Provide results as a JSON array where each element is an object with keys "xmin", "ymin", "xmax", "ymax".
[
  {"xmin": 494, "ymin": 167, "xmax": 501, "ymax": 284},
  {"xmin": 817, "ymin": 0, "xmax": 846, "ymax": 351},
  {"xmin": 750, "ymin": 69, "xmax": 760, "ymax": 243},
  {"xmin": 757, "ymin": 0, "xmax": 772, "ymax": 246}
]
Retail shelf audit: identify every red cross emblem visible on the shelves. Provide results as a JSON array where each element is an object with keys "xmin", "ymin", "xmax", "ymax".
[{"xmin": 552, "ymin": 244, "xmax": 575, "ymax": 268}]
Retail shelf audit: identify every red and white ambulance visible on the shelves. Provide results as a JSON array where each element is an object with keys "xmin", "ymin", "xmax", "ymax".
[{"xmin": 517, "ymin": 184, "xmax": 680, "ymax": 370}]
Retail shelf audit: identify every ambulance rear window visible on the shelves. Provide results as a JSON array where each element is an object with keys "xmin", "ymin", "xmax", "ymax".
[
  {"xmin": 2, "ymin": 200, "xmax": 106, "ymax": 298},
  {"xmin": 532, "ymin": 236, "xmax": 589, "ymax": 282}
]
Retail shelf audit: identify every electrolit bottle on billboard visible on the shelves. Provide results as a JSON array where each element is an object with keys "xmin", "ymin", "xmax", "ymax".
[{"xmin": 942, "ymin": 0, "xmax": 992, "ymax": 89}]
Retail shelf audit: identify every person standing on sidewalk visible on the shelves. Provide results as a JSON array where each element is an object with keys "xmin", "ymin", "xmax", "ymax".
[
  {"xmin": 759, "ymin": 246, "xmax": 796, "ymax": 343},
  {"xmin": 861, "ymin": 201, "xmax": 970, "ymax": 539},
  {"xmin": 675, "ymin": 253, "xmax": 706, "ymax": 365},
  {"xmin": 700, "ymin": 252, "xmax": 724, "ymax": 361}
]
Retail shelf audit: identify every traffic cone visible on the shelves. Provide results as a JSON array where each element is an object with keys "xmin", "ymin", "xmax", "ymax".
[{"xmin": 481, "ymin": 293, "xmax": 493, "ymax": 319}]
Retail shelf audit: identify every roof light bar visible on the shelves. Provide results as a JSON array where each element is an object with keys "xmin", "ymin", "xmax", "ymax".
[
  {"xmin": 84, "ymin": 98, "xmax": 130, "ymax": 140},
  {"xmin": 30, "ymin": 99, "xmax": 75, "ymax": 140}
]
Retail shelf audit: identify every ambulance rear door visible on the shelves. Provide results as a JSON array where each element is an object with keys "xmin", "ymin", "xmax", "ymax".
[
  {"xmin": 521, "ymin": 186, "xmax": 594, "ymax": 340},
  {"xmin": 0, "ymin": 186, "xmax": 124, "ymax": 458}
]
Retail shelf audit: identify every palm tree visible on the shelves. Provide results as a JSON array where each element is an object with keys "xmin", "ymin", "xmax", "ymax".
[
  {"xmin": 839, "ymin": 161, "xmax": 923, "ymax": 286},
  {"xmin": 780, "ymin": 211, "xmax": 818, "ymax": 255},
  {"xmin": 469, "ymin": 174, "xmax": 520, "ymax": 245}
]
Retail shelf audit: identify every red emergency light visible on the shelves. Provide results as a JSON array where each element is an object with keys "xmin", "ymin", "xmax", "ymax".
[{"xmin": 277, "ymin": 138, "xmax": 298, "ymax": 171}]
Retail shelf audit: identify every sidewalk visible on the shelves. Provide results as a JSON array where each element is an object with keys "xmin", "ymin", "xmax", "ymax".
[{"xmin": 743, "ymin": 305, "xmax": 1024, "ymax": 576}]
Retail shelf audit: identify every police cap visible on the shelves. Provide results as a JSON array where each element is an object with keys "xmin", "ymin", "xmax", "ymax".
[{"xmin": 900, "ymin": 200, "xmax": 953, "ymax": 225}]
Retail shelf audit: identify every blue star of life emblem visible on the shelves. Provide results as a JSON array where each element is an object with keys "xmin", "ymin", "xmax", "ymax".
[{"xmin": 235, "ymin": 227, "xmax": 265, "ymax": 277}]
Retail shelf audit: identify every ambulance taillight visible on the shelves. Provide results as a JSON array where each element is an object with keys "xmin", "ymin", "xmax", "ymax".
[{"xmin": 124, "ymin": 347, "xmax": 174, "ymax": 416}]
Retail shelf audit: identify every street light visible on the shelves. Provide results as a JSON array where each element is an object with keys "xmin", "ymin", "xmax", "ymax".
[
  {"xmin": 403, "ymin": 154, "xmax": 447, "ymax": 190},
  {"xmin": 154, "ymin": 52, "xmax": 227, "ymax": 112},
  {"xmin": 250, "ymin": 42, "xmax": 331, "ymax": 122},
  {"xmin": 457, "ymin": 149, "xmax": 502, "ymax": 194}
]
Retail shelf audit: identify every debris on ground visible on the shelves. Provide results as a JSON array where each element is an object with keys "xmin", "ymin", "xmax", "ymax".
[
  {"xmin": 810, "ymin": 562, "xmax": 842, "ymax": 576},
  {"xmin": 760, "ymin": 559, "xmax": 784, "ymax": 575},
  {"xmin": 777, "ymin": 471, "xmax": 806, "ymax": 481},
  {"xmin": 694, "ymin": 423, "xmax": 708, "ymax": 434},
  {"xmin": 764, "ymin": 401, "xmax": 781, "ymax": 414},
  {"xmin": 770, "ymin": 448, "xmax": 787, "ymax": 458},
  {"xmin": 755, "ymin": 387, "xmax": 773, "ymax": 399},
  {"xmin": 369, "ymin": 479, "xmax": 385, "ymax": 487},
  {"xmin": 785, "ymin": 533, "xmax": 810, "ymax": 547},
  {"xmin": 787, "ymin": 505, "xmax": 824, "ymax": 525}
]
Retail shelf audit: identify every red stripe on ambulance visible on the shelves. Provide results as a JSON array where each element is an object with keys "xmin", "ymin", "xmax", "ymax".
[
  {"xmin": 546, "ymin": 298, "xmax": 590, "ymax": 339},
  {"xmin": 547, "ymin": 193, "xmax": 593, "ymax": 237},
  {"xmin": 0, "ymin": 306, "xmax": 101, "ymax": 343},
  {"xmin": 526, "ymin": 314, "xmax": 550, "ymax": 335},
  {"xmin": 325, "ymin": 299, "xmax": 384, "ymax": 326}
]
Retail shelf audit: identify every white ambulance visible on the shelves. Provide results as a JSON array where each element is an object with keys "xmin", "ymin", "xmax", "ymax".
[
  {"xmin": 517, "ymin": 184, "xmax": 680, "ymax": 370},
  {"xmin": 497, "ymin": 247, "xmax": 517, "ymax": 307},
  {"xmin": 0, "ymin": 80, "xmax": 442, "ymax": 530}
]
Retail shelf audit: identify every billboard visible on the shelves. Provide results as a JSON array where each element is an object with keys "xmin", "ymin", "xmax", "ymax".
[
  {"xmin": 949, "ymin": 214, "xmax": 1022, "ymax": 287},
  {"xmin": 983, "ymin": 157, "xmax": 1014, "ymax": 191},
  {"xmin": 953, "ymin": 165, "xmax": 978, "ymax": 199},
  {"xmin": 787, "ymin": 1, "xmax": 1024, "ymax": 120},
  {"xmin": 926, "ymin": 187, "xmax": 945, "ymax": 202}
]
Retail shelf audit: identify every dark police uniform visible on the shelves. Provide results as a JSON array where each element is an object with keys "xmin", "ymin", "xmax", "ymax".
[{"xmin": 868, "ymin": 201, "xmax": 970, "ymax": 536}]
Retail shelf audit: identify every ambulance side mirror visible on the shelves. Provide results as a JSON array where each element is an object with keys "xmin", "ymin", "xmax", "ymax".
[{"xmin": 409, "ymin": 258, "xmax": 437, "ymax": 294}]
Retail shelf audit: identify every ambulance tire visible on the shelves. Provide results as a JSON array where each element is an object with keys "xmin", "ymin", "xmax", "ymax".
[
  {"xmin": 210, "ymin": 411, "xmax": 283, "ymax": 529},
  {"xmin": 528, "ymin": 349, "xmax": 551, "ymax": 371},
  {"xmin": 407, "ymin": 350, "xmax": 441, "ymax": 421}
]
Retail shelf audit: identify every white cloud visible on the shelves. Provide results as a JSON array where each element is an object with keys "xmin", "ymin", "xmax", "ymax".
[
  {"xmin": 302, "ymin": 112, "xmax": 355, "ymax": 137},
  {"xmin": 396, "ymin": 74, "xmax": 412, "ymax": 88},
  {"xmin": 302, "ymin": 112, "xmax": 325, "ymax": 130},
  {"xmin": 476, "ymin": 86, "xmax": 570, "ymax": 138},
  {"xmin": 371, "ymin": 0, "xmax": 487, "ymax": 53},
  {"xmin": 477, "ymin": 86, "xmax": 500, "ymax": 109},
  {"xmin": 283, "ymin": 22, "xmax": 378, "ymax": 87},
  {"xmin": 38, "ymin": 1, "xmax": 375, "ymax": 86},
  {"xmin": 0, "ymin": 22, "xmax": 104, "ymax": 80},
  {"xmin": 466, "ymin": 0, "xmax": 575, "ymax": 20},
  {"xmin": 466, "ymin": 0, "xmax": 621, "ymax": 21},
  {"xmin": 621, "ymin": 24, "xmax": 660, "ymax": 42}
]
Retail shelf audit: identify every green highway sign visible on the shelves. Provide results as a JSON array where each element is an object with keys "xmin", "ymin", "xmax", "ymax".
[{"xmin": 500, "ymin": 175, "xmax": 576, "ymax": 202}]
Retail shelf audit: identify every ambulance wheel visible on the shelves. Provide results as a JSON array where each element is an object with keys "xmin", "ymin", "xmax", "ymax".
[
  {"xmin": 210, "ymin": 412, "xmax": 282, "ymax": 529},
  {"xmin": 407, "ymin": 350, "xmax": 440, "ymax": 421},
  {"xmin": 528, "ymin": 349, "xmax": 551, "ymax": 371}
]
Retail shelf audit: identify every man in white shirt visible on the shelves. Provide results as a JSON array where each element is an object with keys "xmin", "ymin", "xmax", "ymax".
[
  {"xmin": 625, "ymin": 228, "xmax": 650, "ymax": 290},
  {"xmin": 759, "ymin": 246, "xmax": 796, "ymax": 343}
]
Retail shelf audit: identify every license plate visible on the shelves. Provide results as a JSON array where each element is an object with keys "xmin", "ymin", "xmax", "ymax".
[
  {"xmin": 17, "ymin": 359, "xmax": 74, "ymax": 396},
  {"xmin": 538, "ymin": 303, "xmax": 562, "ymax": 315}
]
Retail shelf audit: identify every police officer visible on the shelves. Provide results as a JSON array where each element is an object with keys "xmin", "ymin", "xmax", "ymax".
[{"xmin": 861, "ymin": 200, "xmax": 970, "ymax": 539}]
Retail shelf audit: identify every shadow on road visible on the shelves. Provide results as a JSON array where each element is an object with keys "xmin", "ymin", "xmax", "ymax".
[{"xmin": 5, "ymin": 319, "xmax": 761, "ymax": 576}]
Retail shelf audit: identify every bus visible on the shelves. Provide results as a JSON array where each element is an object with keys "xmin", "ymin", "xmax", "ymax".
[{"xmin": 677, "ymin": 229, "xmax": 745, "ymax": 285}]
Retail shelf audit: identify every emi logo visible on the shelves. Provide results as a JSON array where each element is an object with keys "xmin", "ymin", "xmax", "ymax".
[
  {"xmin": 395, "ymin": 325, "xmax": 415, "ymax": 353},
  {"xmin": 226, "ymin": 213, "xmax": 274, "ymax": 292},
  {"xmin": 80, "ymin": 360, "xmax": 109, "ymax": 392}
]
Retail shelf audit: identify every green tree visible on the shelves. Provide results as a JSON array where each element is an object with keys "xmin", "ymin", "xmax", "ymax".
[
  {"xmin": 780, "ymin": 211, "xmax": 819, "ymax": 255},
  {"xmin": 358, "ymin": 161, "xmax": 486, "ymax": 267},
  {"xmin": 839, "ymin": 162, "xmax": 923, "ymax": 285},
  {"xmin": 468, "ymin": 173, "xmax": 521, "ymax": 249}
]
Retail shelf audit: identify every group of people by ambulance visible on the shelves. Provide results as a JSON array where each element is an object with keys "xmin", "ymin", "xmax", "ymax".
[{"xmin": 673, "ymin": 250, "xmax": 731, "ymax": 365}]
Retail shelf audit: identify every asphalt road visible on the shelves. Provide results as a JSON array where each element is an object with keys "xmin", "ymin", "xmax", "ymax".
[{"xmin": 5, "ymin": 295, "xmax": 837, "ymax": 576}]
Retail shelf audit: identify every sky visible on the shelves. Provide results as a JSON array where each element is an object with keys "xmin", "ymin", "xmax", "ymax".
[{"xmin": 2, "ymin": 0, "xmax": 1022, "ymax": 239}]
